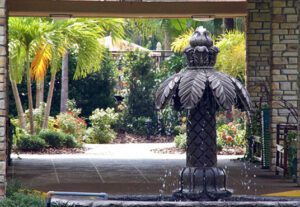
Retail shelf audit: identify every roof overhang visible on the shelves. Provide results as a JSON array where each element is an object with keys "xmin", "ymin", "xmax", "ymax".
[{"xmin": 7, "ymin": 0, "xmax": 247, "ymax": 18}]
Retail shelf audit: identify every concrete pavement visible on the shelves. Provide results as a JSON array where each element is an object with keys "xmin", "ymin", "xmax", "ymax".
[{"xmin": 7, "ymin": 143, "xmax": 299, "ymax": 196}]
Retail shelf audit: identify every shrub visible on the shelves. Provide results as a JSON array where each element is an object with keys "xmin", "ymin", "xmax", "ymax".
[
  {"xmin": 63, "ymin": 134, "xmax": 77, "ymax": 148},
  {"xmin": 56, "ymin": 112, "xmax": 86, "ymax": 141},
  {"xmin": 85, "ymin": 108, "xmax": 118, "ymax": 144},
  {"xmin": 123, "ymin": 116, "xmax": 150, "ymax": 136},
  {"xmin": 215, "ymin": 30, "xmax": 246, "ymax": 82},
  {"xmin": 174, "ymin": 133, "xmax": 186, "ymax": 149},
  {"xmin": 39, "ymin": 130, "xmax": 65, "ymax": 148},
  {"xmin": 0, "ymin": 192, "xmax": 45, "ymax": 207},
  {"xmin": 120, "ymin": 51, "xmax": 157, "ymax": 135},
  {"xmin": 16, "ymin": 134, "xmax": 46, "ymax": 151}
]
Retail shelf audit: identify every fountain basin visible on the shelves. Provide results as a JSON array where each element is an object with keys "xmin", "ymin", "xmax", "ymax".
[{"xmin": 49, "ymin": 194, "xmax": 300, "ymax": 207}]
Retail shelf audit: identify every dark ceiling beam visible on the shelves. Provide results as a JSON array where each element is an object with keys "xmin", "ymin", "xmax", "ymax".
[{"xmin": 7, "ymin": 0, "xmax": 246, "ymax": 18}]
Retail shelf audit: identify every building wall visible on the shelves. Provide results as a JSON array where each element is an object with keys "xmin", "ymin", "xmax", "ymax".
[
  {"xmin": 247, "ymin": 0, "xmax": 300, "ymax": 183},
  {"xmin": 0, "ymin": 0, "xmax": 6, "ymax": 197}
]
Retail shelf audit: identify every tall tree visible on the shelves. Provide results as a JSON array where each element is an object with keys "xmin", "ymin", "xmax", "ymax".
[
  {"xmin": 9, "ymin": 18, "xmax": 51, "ymax": 134},
  {"xmin": 60, "ymin": 52, "xmax": 69, "ymax": 112},
  {"xmin": 59, "ymin": 18, "xmax": 124, "ymax": 113},
  {"xmin": 29, "ymin": 19, "xmax": 124, "ymax": 128}
]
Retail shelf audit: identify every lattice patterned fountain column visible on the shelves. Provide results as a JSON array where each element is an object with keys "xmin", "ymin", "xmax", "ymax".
[{"xmin": 155, "ymin": 27, "xmax": 253, "ymax": 200}]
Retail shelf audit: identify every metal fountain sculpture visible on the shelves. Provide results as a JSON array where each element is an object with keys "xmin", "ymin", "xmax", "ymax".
[{"xmin": 155, "ymin": 27, "xmax": 252, "ymax": 200}]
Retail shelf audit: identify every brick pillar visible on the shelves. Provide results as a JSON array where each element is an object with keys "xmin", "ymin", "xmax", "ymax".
[
  {"xmin": 0, "ymin": 0, "xmax": 7, "ymax": 196},
  {"xmin": 247, "ymin": 0, "xmax": 300, "ymax": 183},
  {"xmin": 246, "ymin": 0, "xmax": 272, "ymax": 164},
  {"xmin": 297, "ymin": 0, "xmax": 300, "ymax": 186}
]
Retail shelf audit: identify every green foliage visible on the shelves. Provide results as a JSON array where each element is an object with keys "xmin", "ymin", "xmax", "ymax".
[
  {"xmin": 215, "ymin": 30, "xmax": 246, "ymax": 82},
  {"xmin": 16, "ymin": 134, "xmax": 46, "ymax": 151},
  {"xmin": 157, "ymin": 54, "xmax": 186, "ymax": 79},
  {"xmin": 63, "ymin": 134, "xmax": 77, "ymax": 148},
  {"xmin": 120, "ymin": 51, "xmax": 156, "ymax": 135},
  {"xmin": 174, "ymin": 133, "xmax": 186, "ymax": 149},
  {"xmin": 123, "ymin": 116, "xmax": 150, "ymax": 135},
  {"xmin": 56, "ymin": 112, "xmax": 86, "ymax": 141},
  {"xmin": 6, "ymin": 180, "xmax": 22, "ymax": 198},
  {"xmin": 85, "ymin": 108, "xmax": 118, "ymax": 143},
  {"xmin": 68, "ymin": 51, "xmax": 117, "ymax": 117},
  {"xmin": 38, "ymin": 130, "xmax": 65, "ymax": 148},
  {"xmin": 1, "ymin": 181, "xmax": 46, "ymax": 207},
  {"xmin": 0, "ymin": 192, "xmax": 45, "ymax": 207}
]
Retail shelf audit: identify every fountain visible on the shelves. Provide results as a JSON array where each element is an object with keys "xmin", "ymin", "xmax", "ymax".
[
  {"xmin": 49, "ymin": 28, "xmax": 300, "ymax": 207},
  {"xmin": 155, "ymin": 26, "xmax": 251, "ymax": 200}
]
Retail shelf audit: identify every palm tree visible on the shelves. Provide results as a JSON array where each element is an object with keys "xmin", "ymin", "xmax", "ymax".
[
  {"xmin": 8, "ymin": 40, "xmax": 26, "ymax": 129},
  {"xmin": 59, "ymin": 18, "xmax": 124, "ymax": 113},
  {"xmin": 29, "ymin": 18, "xmax": 124, "ymax": 129},
  {"xmin": 9, "ymin": 18, "xmax": 51, "ymax": 133},
  {"xmin": 155, "ymin": 27, "xmax": 252, "ymax": 168}
]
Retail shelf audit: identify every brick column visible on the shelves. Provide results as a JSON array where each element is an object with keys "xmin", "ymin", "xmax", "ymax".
[
  {"xmin": 247, "ymin": 0, "xmax": 300, "ymax": 183},
  {"xmin": 297, "ymin": 0, "xmax": 300, "ymax": 186},
  {"xmin": 246, "ymin": 0, "xmax": 272, "ymax": 164},
  {"xmin": 0, "ymin": 0, "xmax": 7, "ymax": 196}
]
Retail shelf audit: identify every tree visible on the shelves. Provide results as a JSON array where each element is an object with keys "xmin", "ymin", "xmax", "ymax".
[
  {"xmin": 35, "ymin": 19, "xmax": 106, "ymax": 129},
  {"xmin": 59, "ymin": 18, "xmax": 124, "ymax": 113},
  {"xmin": 9, "ymin": 17, "xmax": 52, "ymax": 133}
]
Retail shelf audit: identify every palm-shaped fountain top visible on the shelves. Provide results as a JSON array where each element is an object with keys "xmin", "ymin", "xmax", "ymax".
[{"xmin": 155, "ymin": 26, "xmax": 252, "ymax": 113}]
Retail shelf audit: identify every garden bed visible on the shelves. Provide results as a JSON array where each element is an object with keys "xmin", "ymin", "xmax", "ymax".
[
  {"xmin": 151, "ymin": 146, "xmax": 245, "ymax": 155},
  {"xmin": 113, "ymin": 133, "xmax": 174, "ymax": 144},
  {"xmin": 13, "ymin": 147, "xmax": 85, "ymax": 155}
]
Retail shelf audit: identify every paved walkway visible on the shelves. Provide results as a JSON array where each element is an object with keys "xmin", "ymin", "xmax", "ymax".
[{"xmin": 8, "ymin": 143, "xmax": 299, "ymax": 196}]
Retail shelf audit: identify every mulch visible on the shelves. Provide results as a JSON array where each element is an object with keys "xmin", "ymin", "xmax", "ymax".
[
  {"xmin": 151, "ymin": 146, "xmax": 245, "ymax": 155},
  {"xmin": 113, "ymin": 133, "xmax": 173, "ymax": 144},
  {"xmin": 13, "ymin": 147, "xmax": 85, "ymax": 155}
]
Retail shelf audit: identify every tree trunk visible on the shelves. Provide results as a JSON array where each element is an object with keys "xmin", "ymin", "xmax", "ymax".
[
  {"xmin": 42, "ymin": 73, "xmax": 56, "ymax": 129},
  {"xmin": 60, "ymin": 52, "xmax": 69, "ymax": 113},
  {"xmin": 186, "ymin": 89, "xmax": 217, "ymax": 167},
  {"xmin": 35, "ymin": 78, "xmax": 44, "ymax": 108},
  {"xmin": 26, "ymin": 50, "xmax": 35, "ymax": 134},
  {"xmin": 163, "ymin": 29, "xmax": 170, "ymax": 50},
  {"xmin": 10, "ymin": 80, "xmax": 26, "ymax": 129}
]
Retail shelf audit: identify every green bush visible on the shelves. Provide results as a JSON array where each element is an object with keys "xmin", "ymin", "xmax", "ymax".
[
  {"xmin": 63, "ymin": 134, "xmax": 77, "ymax": 148},
  {"xmin": 85, "ymin": 108, "xmax": 118, "ymax": 144},
  {"xmin": 0, "ymin": 192, "xmax": 45, "ymax": 207},
  {"xmin": 16, "ymin": 134, "xmax": 46, "ymax": 151},
  {"xmin": 56, "ymin": 101, "xmax": 87, "ymax": 141},
  {"xmin": 174, "ymin": 133, "xmax": 186, "ymax": 149},
  {"xmin": 39, "ymin": 130, "xmax": 65, "ymax": 148},
  {"xmin": 120, "ymin": 51, "xmax": 157, "ymax": 135}
]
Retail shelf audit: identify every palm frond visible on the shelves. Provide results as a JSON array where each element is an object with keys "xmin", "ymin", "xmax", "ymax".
[
  {"xmin": 30, "ymin": 44, "xmax": 51, "ymax": 81},
  {"xmin": 8, "ymin": 40, "xmax": 26, "ymax": 83}
]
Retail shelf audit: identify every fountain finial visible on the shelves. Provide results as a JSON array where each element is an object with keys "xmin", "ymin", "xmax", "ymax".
[{"xmin": 184, "ymin": 26, "xmax": 219, "ymax": 67}]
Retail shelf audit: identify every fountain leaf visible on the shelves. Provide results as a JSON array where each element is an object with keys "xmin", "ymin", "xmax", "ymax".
[
  {"xmin": 155, "ymin": 73, "xmax": 182, "ymax": 109},
  {"xmin": 207, "ymin": 70, "xmax": 236, "ymax": 110},
  {"xmin": 178, "ymin": 70, "xmax": 207, "ymax": 109},
  {"xmin": 229, "ymin": 76, "xmax": 253, "ymax": 113}
]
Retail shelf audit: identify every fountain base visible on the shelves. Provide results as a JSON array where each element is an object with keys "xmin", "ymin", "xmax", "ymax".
[{"xmin": 173, "ymin": 167, "xmax": 231, "ymax": 200}]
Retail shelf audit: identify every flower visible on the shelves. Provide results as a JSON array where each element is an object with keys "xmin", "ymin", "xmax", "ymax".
[{"xmin": 227, "ymin": 135, "xmax": 233, "ymax": 142}]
